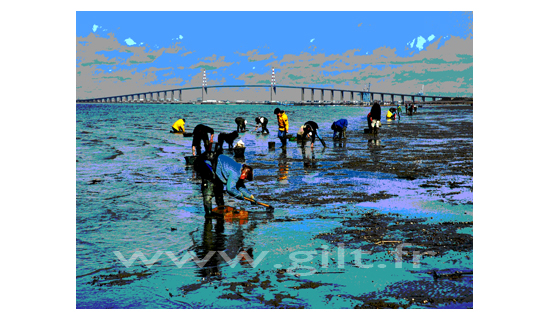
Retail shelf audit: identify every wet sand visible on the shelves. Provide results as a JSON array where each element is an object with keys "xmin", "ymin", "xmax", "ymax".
[{"xmin": 76, "ymin": 103, "xmax": 473, "ymax": 309}]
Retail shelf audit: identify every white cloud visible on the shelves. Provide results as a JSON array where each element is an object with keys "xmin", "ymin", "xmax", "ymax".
[
  {"xmin": 428, "ymin": 34, "xmax": 435, "ymax": 41},
  {"xmin": 92, "ymin": 24, "xmax": 98, "ymax": 32},
  {"xmin": 410, "ymin": 38, "xmax": 416, "ymax": 48},
  {"xmin": 253, "ymin": 67, "xmax": 255, "ymax": 69},
  {"xmin": 179, "ymin": 35, "xmax": 183, "ymax": 39},
  {"xmin": 310, "ymin": 38, "xmax": 315, "ymax": 43},
  {"xmin": 124, "ymin": 38, "xmax": 137, "ymax": 46},
  {"xmin": 416, "ymin": 36, "xmax": 427, "ymax": 50}
]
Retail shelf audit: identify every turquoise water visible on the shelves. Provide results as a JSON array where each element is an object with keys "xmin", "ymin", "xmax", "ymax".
[{"xmin": 76, "ymin": 103, "xmax": 473, "ymax": 308}]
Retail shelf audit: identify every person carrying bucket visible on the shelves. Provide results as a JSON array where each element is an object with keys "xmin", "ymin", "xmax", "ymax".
[
  {"xmin": 194, "ymin": 152, "xmax": 256, "ymax": 217},
  {"xmin": 192, "ymin": 124, "xmax": 215, "ymax": 156},
  {"xmin": 235, "ymin": 117, "xmax": 247, "ymax": 132},
  {"xmin": 331, "ymin": 119, "xmax": 348, "ymax": 140},
  {"xmin": 274, "ymin": 108, "xmax": 288, "ymax": 148},
  {"xmin": 254, "ymin": 116, "xmax": 269, "ymax": 134},
  {"xmin": 171, "ymin": 118, "xmax": 185, "ymax": 133},
  {"xmin": 301, "ymin": 121, "xmax": 326, "ymax": 148}
]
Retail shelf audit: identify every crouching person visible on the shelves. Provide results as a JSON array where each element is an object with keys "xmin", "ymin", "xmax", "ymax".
[
  {"xmin": 331, "ymin": 119, "xmax": 348, "ymax": 140},
  {"xmin": 194, "ymin": 153, "xmax": 256, "ymax": 217}
]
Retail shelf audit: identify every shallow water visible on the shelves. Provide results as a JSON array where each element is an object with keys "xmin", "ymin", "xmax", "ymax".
[{"xmin": 76, "ymin": 103, "xmax": 473, "ymax": 308}]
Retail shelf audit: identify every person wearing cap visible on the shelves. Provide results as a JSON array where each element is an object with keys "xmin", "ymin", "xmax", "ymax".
[
  {"xmin": 301, "ymin": 121, "xmax": 324, "ymax": 148},
  {"xmin": 331, "ymin": 119, "xmax": 348, "ymax": 140},
  {"xmin": 274, "ymin": 108, "xmax": 288, "ymax": 148},
  {"xmin": 235, "ymin": 117, "xmax": 247, "ymax": 133},
  {"xmin": 192, "ymin": 124, "xmax": 215, "ymax": 156},
  {"xmin": 254, "ymin": 116, "xmax": 269, "ymax": 134},
  {"xmin": 369, "ymin": 102, "xmax": 382, "ymax": 134},
  {"xmin": 194, "ymin": 152, "xmax": 256, "ymax": 217},
  {"xmin": 171, "ymin": 118, "xmax": 185, "ymax": 133}
]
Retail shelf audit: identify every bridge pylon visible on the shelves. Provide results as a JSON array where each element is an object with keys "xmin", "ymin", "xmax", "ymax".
[
  {"xmin": 270, "ymin": 67, "xmax": 276, "ymax": 102},
  {"xmin": 202, "ymin": 69, "xmax": 207, "ymax": 101}
]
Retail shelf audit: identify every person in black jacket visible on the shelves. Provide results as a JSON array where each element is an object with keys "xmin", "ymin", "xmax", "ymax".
[
  {"xmin": 254, "ymin": 116, "xmax": 269, "ymax": 134},
  {"xmin": 235, "ymin": 117, "xmax": 247, "ymax": 132},
  {"xmin": 192, "ymin": 124, "xmax": 214, "ymax": 156},
  {"xmin": 301, "ymin": 121, "xmax": 326, "ymax": 148},
  {"xmin": 369, "ymin": 102, "xmax": 382, "ymax": 135}
]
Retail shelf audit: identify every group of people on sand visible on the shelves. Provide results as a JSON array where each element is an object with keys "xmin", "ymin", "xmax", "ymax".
[
  {"xmin": 172, "ymin": 101, "xmax": 420, "ymax": 218},
  {"xmin": 170, "ymin": 107, "xmax": 356, "ymax": 218}
]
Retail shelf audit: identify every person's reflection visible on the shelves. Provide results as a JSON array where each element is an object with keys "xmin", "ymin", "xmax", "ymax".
[
  {"xmin": 195, "ymin": 216, "xmax": 257, "ymax": 279},
  {"xmin": 195, "ymin": 218, "xmax": 226, "ymax": 280},
  {"xmin": 332, "ymin": 139, "xmax": 348, "ymax": 149},
  {"xmin": 223, "ymin": 223, "xmax": 254, "ymax": 268},
  {"xmin": 368, "ymin": 139, "xmax": 381, "ymax": 165},
  {"xmin": 277, "ymin": 149, "xmax": 289, "ymax": 183},
  {"xmin": 301, "ymin": 146, "xmax": 318, "ymax": 169}
]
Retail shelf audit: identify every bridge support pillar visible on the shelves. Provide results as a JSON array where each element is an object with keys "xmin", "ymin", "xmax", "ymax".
[
  {"xmin": 422, "ymin": 96, "xmax": 426, "ymax": 102},
  {"xmin": 330, "ymin": 90, "xmax": 334, "ymax": 102},
  {"xmin": 391, "ymin": 94, "xmax": 394, "ymax": 104},
  {"xmin": 340, "ymin": 91, "xmax": 344, "ymax": 102},
  {"xmin": 311, "ymin": 89, "xmax": 314, "ymax": 102},
  {"xmin": 320, "ymin": 89, "xmax": 324, "ymax": 101},
  {"xmin": 351, "ymin": 92, "xmax": 354, "ymax": 101},
  {"xmin": 301, "ymin": 88, "xmax": 304, "ymax": 102}
]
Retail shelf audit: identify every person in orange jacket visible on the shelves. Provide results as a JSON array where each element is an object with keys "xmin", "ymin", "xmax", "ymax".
[{"xmin": 274, "ymin": 108, "xmax": 288, "ymax": 148}]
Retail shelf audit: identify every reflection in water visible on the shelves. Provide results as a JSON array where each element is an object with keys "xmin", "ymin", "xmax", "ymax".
[
  {"xmin": 195, "ymin": 218, "xmax": 226, "ymax": 280},
  {"xmin": 277, "ymin": 149, "xmax": 289, "ymax": 183},
  {"xmin": 368, "ymin": 139, "xmax": 382, "ymax": 164},
  {"xmin": 194, "ymin": 218, "xmax": 254, "ymax": 280},
  {"xmin": 332, "ymin": 140, "xmax": 347, "ymax": 149},
  {"xmin": 301, "ymin": 146, "xmax": 319, "ymax": 169},
  {"xmin": 333, "ymin": 140, "xmax": 348, "ymax": 159}
]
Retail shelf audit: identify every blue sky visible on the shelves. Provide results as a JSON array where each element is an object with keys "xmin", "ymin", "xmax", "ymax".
[
  {"xmin": 77, "ymin": 11, "xmax": 471, "ymax": 57},
  {"xmin": 76, "ymin": 11, "xmax": 473, "ymax": 99}
]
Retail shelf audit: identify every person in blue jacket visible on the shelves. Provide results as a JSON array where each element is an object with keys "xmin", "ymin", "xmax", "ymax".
[
  {"xmin": 331, "ymin": 119, "xmax": 348, "ymax": 140},
  {"xmin": 194, "ymin": 152, "xmax": 256, "ymax": 217}
]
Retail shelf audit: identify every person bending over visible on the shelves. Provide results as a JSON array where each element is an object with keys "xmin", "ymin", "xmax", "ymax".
[
  {"xmin": 331, "ymin": 119, "xmax": 348, "ymax": 140},
  {"xmin": 192, "ymin": 124, "xmax": 214, "ymax": 156},
  {"xmin": 235, "ymin": 117, "xmax": 247, "ymax": 133},
  {"xmin": 301, "ymin": 121, "xmax": 325, "ymax": 148},
  {"xmin": 171, "ymin": 118, "xmax": 185, "ymax": 133},
  {"xmin": 194, "ymin": 152, "xmax": 257, "ymax": 217},
  {"xmin": 254, "ymin": 116, "xmax": 269, "ymax": 134}
]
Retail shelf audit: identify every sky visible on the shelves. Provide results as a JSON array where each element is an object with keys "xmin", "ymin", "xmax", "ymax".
[{"xmin": 76, "ymin": 11, "xmax": 473, "ymax": 101}]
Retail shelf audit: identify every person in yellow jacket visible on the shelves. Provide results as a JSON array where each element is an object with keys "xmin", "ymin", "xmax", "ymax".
[
  {"xmin": 171, "ymin": 118, "xmax": 185, "ymax": 133},
  {"xmin": 386, "ymin": 109, "xmax": 396, "ymax": 120},
  {"xmin": 274, "ymin": 108, "xmax": 288, "ymax": 148}
]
